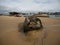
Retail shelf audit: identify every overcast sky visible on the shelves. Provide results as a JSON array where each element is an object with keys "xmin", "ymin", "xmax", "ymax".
[{"xmin": 0, "ymin": 0, "xmax": 60, "ymax": 13}]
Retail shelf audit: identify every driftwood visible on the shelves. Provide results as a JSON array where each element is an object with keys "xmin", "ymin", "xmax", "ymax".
[{"xmin": 23, "ymin": 16, "xmax": 43, "ymax": 33}]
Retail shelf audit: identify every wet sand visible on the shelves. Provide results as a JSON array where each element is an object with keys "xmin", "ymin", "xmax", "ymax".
[{"xmin": 0, "ymin": 16, "xmax": 60, "ymax": 45}]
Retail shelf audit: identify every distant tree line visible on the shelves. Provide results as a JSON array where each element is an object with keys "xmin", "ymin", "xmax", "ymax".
[
  {"xmin": 49, "ymin": 12, "xmax": 60, "ymax": 15},
  {"xmin": 37, "ymin": 12, "xmax": 60, "ymax": 15},
  {"xmin": 9, "ymin": 12, "xmax": 60, "ymax": 17},
  {"xmin": 9, "ymin": 12, "xmax": 20, "ymax": 17}
]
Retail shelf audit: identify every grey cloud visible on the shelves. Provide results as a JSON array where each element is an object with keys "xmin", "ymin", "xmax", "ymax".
[
  {"xmin": 33, "ymin": 0, "xmax": 60, "ymax": 4},
  {"xmin": 0, "ymin": 5, "xmax": 12, "ymax": 14},
  {"xmin": 0, "ymin": 0, "xmax": 60, "ymax": 13}
]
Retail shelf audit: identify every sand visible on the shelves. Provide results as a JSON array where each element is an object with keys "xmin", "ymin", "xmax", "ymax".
[{"xmin": 0, "ymin": 16, "xmax": 60, "ymax": 45}]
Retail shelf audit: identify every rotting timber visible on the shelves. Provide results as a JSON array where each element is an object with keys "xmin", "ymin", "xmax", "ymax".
[{"xmin": 23, "ymin": 16, "xmax": 43, "ymax": 33}]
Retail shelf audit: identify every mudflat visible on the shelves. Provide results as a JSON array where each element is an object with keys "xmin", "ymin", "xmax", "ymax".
[{"xmin": 0, "ymin": 16, "xmax": 60, "ymax": 45}]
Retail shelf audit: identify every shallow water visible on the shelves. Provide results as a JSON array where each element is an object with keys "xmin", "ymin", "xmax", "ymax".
[{"xmin": 49, "ymin": 15, "xmax": 60, "ymax": 18}]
